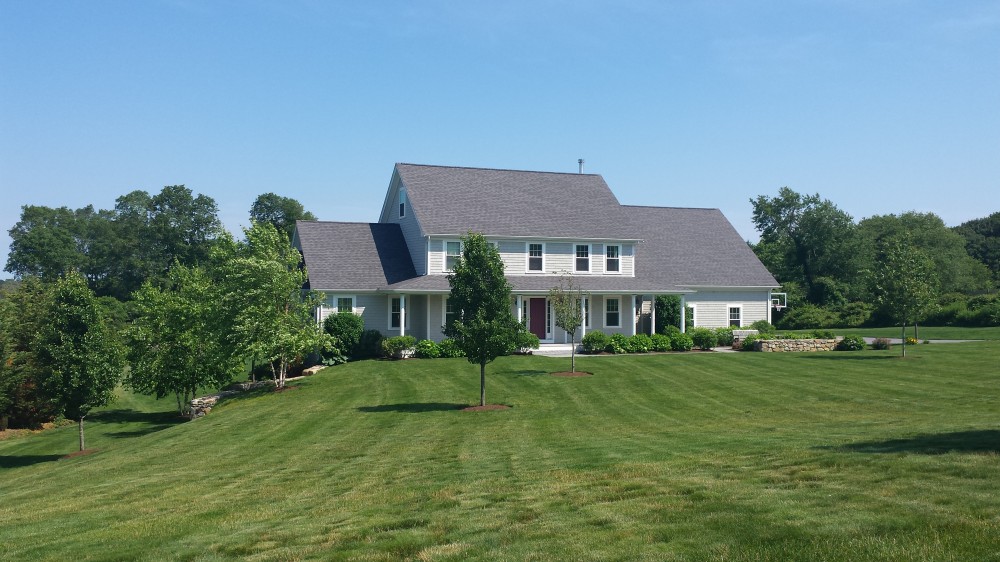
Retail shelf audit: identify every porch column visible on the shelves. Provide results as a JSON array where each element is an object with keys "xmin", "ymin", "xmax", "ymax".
[
  {"xmin": 580, "ymin": 297, "xmax": 587, "ymax": 339},
  {"xmin": 767, "ymin": 290, "xmax": 772, "ymax": 324},
  {"xmin": 649, "ymin": 296, "xmax": 656, "ymax": 335},
  {"xmin": 630, "ymin": 294, "xmax": 637, "ymax": 336},
  {"xmin": 516, "ymin": 295, "xmax": 523, "ymax": 323},
  {"xmin": 680, "ymin": 295, "xmax": 686, "ymax": 333},
  {"xmin": 426, "ymin": 295, "xmax": 431, "ymax": 341},
  {"xmin": 400, "ymin": 294, "xmax": 406, "ymax": 337}
]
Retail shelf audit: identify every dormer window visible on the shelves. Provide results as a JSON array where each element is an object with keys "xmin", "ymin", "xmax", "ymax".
[
  {"xmin": 398, "ymin": 189, "xmax": 407, "ymax": 218},
  {"xmin": 575, "ymin": 244, "xmax": 590, "ymax": 272}
]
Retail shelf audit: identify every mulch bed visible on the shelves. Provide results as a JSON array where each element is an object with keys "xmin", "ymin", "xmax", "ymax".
[
  {"xmin": 61, "ymin": 449, "xmax": 100, "ymax": 459},
  {"xmin": 462, "ymin": 404, "xmax": 511, "ymax": 412},
  {"xmin": 550, "ymin": 371, "xmax": 593, "ymax": 377}
]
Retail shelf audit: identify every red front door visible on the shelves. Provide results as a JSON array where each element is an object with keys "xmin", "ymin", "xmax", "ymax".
[{"xmin": 529, "ymin": 298, "xmax": 547, "ymax": 339}]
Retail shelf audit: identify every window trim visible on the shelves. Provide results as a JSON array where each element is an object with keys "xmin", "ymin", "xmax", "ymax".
[
  {"xmin": 605, "ymin": 296, "xmax": 621, "ymax": 328},
  {"xmin": 525, "ymin": 242, "xmax": 545, "ymax": 273},
  {"xmin": 388, "ymin": 296, "xmax": 410, "ymax": 330},
  {"xmin": 574, "ymin": 243, "xmax": 591, "ymax": 273},
  {"xmin": 605, "ymin": 244, "xmax": 621, "ymax": 274},
  {"xmin": 328, "ymin": 294, "xmax": 356, "ymax": 314},
  {"xmin": 728, "ymin": 304, "xmax": 743, "ymax": 328},
  {"xmin": 444, "ymin": 239, "xmax": 462, "ymax": 272},
  {"xmin": 442, "ymin": 297, "xmax": 458, "ymax": 333}
]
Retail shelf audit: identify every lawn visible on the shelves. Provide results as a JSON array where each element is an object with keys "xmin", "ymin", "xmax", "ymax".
[
  {"xmin": 2, "ymin": 343, "xmax": 999, "ymax": 561},
  {"xmin": 801, "ymin": 325, "xmax": 1000, "ymax": 341}
]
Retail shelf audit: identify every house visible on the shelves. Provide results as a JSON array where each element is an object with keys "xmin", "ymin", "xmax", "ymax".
[{"xmin": 293, "ymin": 163, "xmax": 779, "ymax": 343}]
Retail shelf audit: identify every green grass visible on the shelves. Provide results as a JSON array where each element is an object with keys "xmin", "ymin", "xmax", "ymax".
[
  {"xmin": 795, "ymin": 325, "xmax": 1000, "ymax": 340},
  {"xmin": 2, "ymin": 344, "xmax": 999, "ymax": 560}
]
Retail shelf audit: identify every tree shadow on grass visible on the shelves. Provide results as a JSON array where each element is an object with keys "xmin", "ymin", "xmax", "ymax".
[
  {"xmin": 828, "ymin": 430, "xmax": 1000, "ymax": 455},
  {"xmin": 793, "ymin": 354, "xmax": 900, "ymax": 361},
  {"xmin": 0, "ymin": 454, "xmax": 63, "ymax": 469},
  {"xmin": 510, "ymin": 369, "xmax": 549, "ymax": 377},
  {"xmin": 91, "ymin": 409, "xmax": 185, "ymax": 439},
  {"xmin": 357, "ymin": 403, "xmax": 468, "ymax": 414}
]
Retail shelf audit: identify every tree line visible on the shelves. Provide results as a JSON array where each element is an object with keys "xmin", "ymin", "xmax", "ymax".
[
  {"xmin": 750, "ymin": 187, "xmax": 999, "ymax": 329},
  {"xmin": 1, "ymin": 189, "xmax": 326, "ymax": 444}
]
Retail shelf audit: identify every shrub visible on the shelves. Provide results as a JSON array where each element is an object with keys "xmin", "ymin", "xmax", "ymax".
[
  {"xmin": 775, "ymin": 304, "xmax": 839, "ymax": 331},
  {"xmin": 414, "ymin": 339, "xmax": 441, "ymax": 359},
  {"xmin": 380, "ymin": 335, "xmax": 416, "ymax": 358},
  {"xmin": 835, "ymin": 301, "xmax": 873, "ymax": 328},
  {"xmin": 650, "ymin": 333, "xmax": 672, "ymax": 352},
  {"xmin": 438, "ymin": 338, "xmax": 465, "ymax": 358},
  {"xmin": 835, "ymin": 335, "xmax": 866, "ymax": 351},
  {"xmin": 670, "ymin": 332, "xmax": 694, "ymax": 352},
  {"xmin": 355, "ymin": 329, "xmax": 384, "ymax": 359},
  {"xmin": 739, "ymin": 333, "xmax": 761, "ymax": 351},
  {"xmin": 690, "ymin": 327, "xmax": 718, "ymax": 350},
  {"xmin": 581, "ymin": 331, "xmax": 608, "ymax": 354},
  {"xmin": 905, "ymin": 336, "xmax": 919, "ymax": 346},
  {"xmin": 748, "ymin": 320, "xmax": 777, "ymax": 335},
  {"xmin": 714, "ymin": 326, "xmax": 734, "ymax": 346},
  {"xmin": 606, "ymin": 333, "xmax": 629, "ymax": 354},
  {"xmin": 514, "ymin": 330, "xmax": 540, "ymax": 354},
  {"xmin": 871, "ymin": 337, "xmax": 892, "ymax": 350},
  {"xmin": 323, "ymin": 312, "xmax": 364, "ymax": 358},
  {"xmin": 661, "ymin": 325, "xmax": 682, "ymax": 338},
  {"xmin": 811, "ymin": 329, "xmax": 836, "ymax": 339},
  {"xmin": 629, "ymin": 334, "xmax": 653, "ymax": 353}
]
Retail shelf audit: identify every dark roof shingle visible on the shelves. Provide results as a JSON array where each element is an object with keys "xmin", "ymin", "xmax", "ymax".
[
  {"xmin": 295, "ymin": 221, "xmax": 417, "ymax": 290},
  {"xmin": 395, "ymin": 163, "xmax": 634, "ymax": 239}
]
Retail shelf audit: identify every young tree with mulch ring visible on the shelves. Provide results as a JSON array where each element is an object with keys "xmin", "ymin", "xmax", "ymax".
[{"xmin": 548, "ymin": 275, "xmax": 584, "ymax": 373}]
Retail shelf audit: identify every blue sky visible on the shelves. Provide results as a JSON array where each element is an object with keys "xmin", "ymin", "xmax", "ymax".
[{"xmin": 2, "ymin": 1, "xmax": 998, "ymax": 278}]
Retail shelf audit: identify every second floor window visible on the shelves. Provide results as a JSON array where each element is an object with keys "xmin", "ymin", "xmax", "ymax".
[
  {"xmin": 528, "ymin": 243, "xmax": 543, "ymax": 271},
  {"xmin": 445, "ymin": 241, "xmax": 461, "ymax": 271},
  {"xmin": 398, "ymin": 190, "xmax": 406, "ymax": 218},
  {"xmin": 575, "ymin": 245, "xmax": 590, "ymax": 272},
  {"xmin": 606, "ymin": 245, "xmax": 620, "ymax": 273}
]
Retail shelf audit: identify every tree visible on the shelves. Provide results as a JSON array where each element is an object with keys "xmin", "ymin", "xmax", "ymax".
[
  {"xmin": 954, "ymin": 211, "xmax": 1000, "ymax": 286},
  {"xmin": 249, "ymin": 193, "xmax": 317, "ymax": 241},
  {"xmin": 5, "ymin": 205, "xmax": 89, "ymax": 280},
  {"xmin": 548, "ymin": 276, "xmax": 583, "ymax": 373},
  {"xmin": 222, "ymin": 222, "xmax": 330, "ymax": 389},
  {"xmin": 654, "ymin": 295, "xmax": 681, "ymax": 333},
  {"xmin": 0, "ymin": 278, "xmax": 60, "ymax": 430},
  {"xmin": 751, "ymin": 188, "xmax": 861, "ymax": 305},
  {"xmin": 127, "ymin": 264, "xmax": 244, "ymax": 415},
  {"xmin": 35, "ymin": 271, "xmax": 126, "ymax": 450},
  {"xmin": 858, "ymin": 212, "xmax": 992, "ymax": 297},
  {"xmin": 444, "ymin": 232, "xmax": 520, "ymax": 406},
  {"xmin": 867, "ymin": 239, "xmax": 938, "ymax": 357}
]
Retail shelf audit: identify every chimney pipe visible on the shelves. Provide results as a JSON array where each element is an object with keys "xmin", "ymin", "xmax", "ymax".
[{"xmin": 578, "ymin": 158, "xmax": 584, "ymax": 174}]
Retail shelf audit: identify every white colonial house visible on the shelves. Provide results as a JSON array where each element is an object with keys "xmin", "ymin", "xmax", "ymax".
[{"xmin": 293, "ymin": 163, "xmax": 780, "ymax": 343}]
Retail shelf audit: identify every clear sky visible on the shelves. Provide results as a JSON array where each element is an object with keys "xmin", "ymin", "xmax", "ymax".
[{"xmin": 2, "ymin": 1, "xmax": 998, "ymax": 279}]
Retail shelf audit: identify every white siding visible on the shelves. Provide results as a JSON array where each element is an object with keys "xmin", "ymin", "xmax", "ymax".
[
  {"xmin": 685, "ymin": 290, "xmax": 770, "ymax": 328},
  {"xmin": 546, "ymin": 242, "xmax": 573, "ymax": 274},
  {"xmin": 500, "ymin": 240, "xmax": 525, "ymax": 272},
  {"xmin": 385, "ymin": 178, "xmax": 426, "ymax": 275}
]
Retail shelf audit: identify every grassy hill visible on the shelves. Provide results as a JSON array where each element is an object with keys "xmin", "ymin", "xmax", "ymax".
[{"xmin": 2, "ymin": 343, "xmax": 999, "ymax": 560}]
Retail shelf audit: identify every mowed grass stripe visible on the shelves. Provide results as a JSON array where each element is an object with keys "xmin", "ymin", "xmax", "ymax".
[{"xmin": 1, "ymin": 342, "xmax": 999, "ymax": 560}]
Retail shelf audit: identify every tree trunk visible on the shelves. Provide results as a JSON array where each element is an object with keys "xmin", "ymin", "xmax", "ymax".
[
  {"xmin": 480, "ymin": 363, "xmax": 486, "ymax": 407},
  {"xmin": 571, "ymin": 335, "xmax": 576, "ymax": 373},
  {"xmin": 901, "ymin": 324, "xmax": 906, "ymax": 358},
  {"xmin": 78, "ymin": 416, "xmax": 85, "ymax": 451},
  {"xmin": 914, "ymin": 322, "xmax": 919, "ymax": 340},
  {"xmin": 1, "ymin": 415, "xmax": 8, "ymax": 431}
]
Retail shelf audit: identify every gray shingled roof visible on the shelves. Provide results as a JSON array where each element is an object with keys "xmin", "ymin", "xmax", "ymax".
[
  {"xmin": 295, "ymin": 221, "xmax": 417, "ymax": 290},
  {"xmin": 627, "ymin": 205, "xmax": 779, "ymax": 288},
  {"xmin": 394, "ymin": 163, "xmax": 635, "ymax": 239}
]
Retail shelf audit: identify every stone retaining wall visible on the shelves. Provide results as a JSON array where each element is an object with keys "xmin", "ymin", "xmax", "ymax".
[{"xmin": 754, "ymin": 338, "xmax": 837, "ymax": 352}]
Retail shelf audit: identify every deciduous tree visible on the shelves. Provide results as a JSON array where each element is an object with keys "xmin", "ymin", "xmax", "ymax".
[
  {"xmin": 35, "ymin": 271, "xmax": 126, "ymax": 450},
  {"xmin": 444, "ymin": 233, "xmax": 520, "ymax": 406},
  {"xmin": 548, "ymin": 276, "xmax": 583, "ymax": 373},
  {"xmin": 249, "ymin": 193, "xmax": 317, "ymax": 241},
  {"xmin": 222, "ymin": 222, "xmax": 330, "ymax": 388},
  {"xmin": 867, "ymin": 239, "xmax": 938, "ymax": 357}
]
